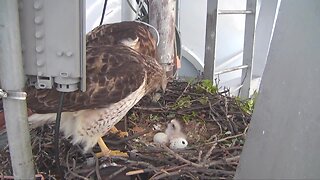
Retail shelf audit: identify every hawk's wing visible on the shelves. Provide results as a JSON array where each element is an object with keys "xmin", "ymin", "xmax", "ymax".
[
  {"xmin": 27, "ymin": 45, "xmax": 147, "ymax": 114},
  {"xmin": 86, "ymin": 21, "xmax": 156, "ymax": 58}
]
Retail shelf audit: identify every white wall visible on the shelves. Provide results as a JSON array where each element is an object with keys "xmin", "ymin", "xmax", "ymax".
[
  {"xmin": 86, "ymin": 0, "xmax": 122, "ymax": 33},
  {"xmin": 178, "ymin": 0, "xmax": 247, "ymax": 89}
]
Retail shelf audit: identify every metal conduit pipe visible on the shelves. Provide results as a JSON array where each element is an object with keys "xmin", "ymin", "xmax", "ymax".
[{"xmin": 0, "ymin": 0, "xmax": 35, "ymax": 179}]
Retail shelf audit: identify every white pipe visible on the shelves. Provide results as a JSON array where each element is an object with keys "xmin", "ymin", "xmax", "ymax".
[{"xmin": 0, "ymin": 0, "xmax": 35, "ymax": 178}]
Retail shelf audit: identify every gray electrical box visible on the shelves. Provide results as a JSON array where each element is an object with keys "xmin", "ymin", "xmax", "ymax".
[{"xmin": 18, "ymin": 0, "xmax": 86, "ymax": 92}]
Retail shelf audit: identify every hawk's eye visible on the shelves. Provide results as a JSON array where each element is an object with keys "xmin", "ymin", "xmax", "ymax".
[{"xmin": 182, "ymin": 140, "xmax": 186, "ymax": 144}]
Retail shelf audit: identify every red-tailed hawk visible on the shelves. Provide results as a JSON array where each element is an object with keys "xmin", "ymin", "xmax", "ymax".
[
  {"xmin": 86, "ymin": 21, "xmax": 157, "ymax": 58},
  {"xmin": 27, "ymin": 21, "xmax": 166, "ymax": 156}
]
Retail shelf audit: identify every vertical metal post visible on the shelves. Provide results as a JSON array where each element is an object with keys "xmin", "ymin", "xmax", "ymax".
[
  {"xmin": 149, "ymin": 0, "xmax": 176, "ymax": 78},
  {"xmin": 252, "ymin": 0, "xmax": 280, "ymax": 77},
  {"xmin": 203, "ymin": 0, "xmax": 218, "ymax": 81},
  {"xmin": 235, "ymin": 0, "xmax": 320, "ymax": 178},
  {"xmin": 239, "ymin": 0, "xmax": 257, "ymax": 98},
  {"xmin": 0, "ymin": 0, "xmax": 35, "ymax": 179}
]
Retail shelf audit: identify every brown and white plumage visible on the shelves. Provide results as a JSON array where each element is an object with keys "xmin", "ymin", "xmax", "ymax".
[
  {"xmin": 27, "ymin": 21, "xmax": 166, "ymax": 153},
  {"xmin": 28, "ymin": 46, "xmax": 161, "ymax": 113},
  {"xmin": 28, "ymin": 21, "xmax": 160, "ymax": 114},
  {"xmin": 28, "ymin": 45, "xmax": 165, "ymax": 152},
  {"xmin": 86, "ymin": 21, "xmax": 157, "ymax": 58}
]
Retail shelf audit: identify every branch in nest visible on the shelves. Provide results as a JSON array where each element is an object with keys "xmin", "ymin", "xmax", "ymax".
[
  {"xmin": 150, "ymin": 170, "xmax": 183, "ymax": 180},
  {"xmin": 65, "ymin": 149, "xmax": 89, "ymax": 180},
  {"xmin": 160, "ymin": 145, "xmax": 204, "ymax": 168},
  {"xmin": 108, "ymin": 166, "xmax": 127, "ymax": 179},
  {"xmin": 206, "ymin": 155, "xmax": 240, "ymax": 167},
  {"xmin": 149, "ymin": 164, "xmax": 189, "ymax": 180}
]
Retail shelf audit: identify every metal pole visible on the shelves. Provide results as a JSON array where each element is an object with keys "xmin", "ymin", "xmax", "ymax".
[
  {"xmin": 251, "ymin": 0, "xmax": 280, "ymax": 78},
  {"xmin": 0, "ymin": 0, "xmax": 35, "ymax": 179},
  {"xmin": 235, "ymin": 0, "xmax": 320, "ymax": 178},
  {"xmin": 203, "ymin": 0, "xmax": 218, "ymax": 81},
  {"xmin": 239, "ymin": 0, "xmax": 257, "ymax": 98},
  {"xmin": 218, "ymin": 10, "xmax": 253, "ymax": 14},
  {"xmin": 215, "ymin": 65, "xmax": 248, "ymax": 75},
  {"xmin": 149, "ymin": 0, "xmax": 176, "ymax": 78}
]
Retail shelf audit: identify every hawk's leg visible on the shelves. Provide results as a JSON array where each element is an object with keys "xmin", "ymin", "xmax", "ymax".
[
  {"xmin": 96, "ymin": 137, "xmax": 128, "ymax": 158},
  {"xmin": 109, "ymin": 126, "xmax": 129, "ymax": 138}
]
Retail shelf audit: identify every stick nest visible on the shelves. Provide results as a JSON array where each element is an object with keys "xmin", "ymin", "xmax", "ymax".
[{"xmin": 0, "ymin": 80, "xmax": 252, "ymax": 180}]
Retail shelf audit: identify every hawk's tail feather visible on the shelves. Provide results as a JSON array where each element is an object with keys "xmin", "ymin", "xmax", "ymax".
[{"xmin": 28, "ymin": 113, "xmax": 57, "ymax": 129}]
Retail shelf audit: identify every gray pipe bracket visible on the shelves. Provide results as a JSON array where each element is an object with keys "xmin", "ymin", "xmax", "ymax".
[{"xmin": 0, "ymin": 89, "xmax": 27, "ymax": 100}]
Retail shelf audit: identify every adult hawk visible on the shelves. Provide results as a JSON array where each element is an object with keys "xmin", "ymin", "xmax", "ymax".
[
  {"xmin": 27, "ymin": 21, "xmax": 166, "ymax": 156},
  {"xmin": 86, "ymin": 21, "xmax": 157, "ymax": 58}
]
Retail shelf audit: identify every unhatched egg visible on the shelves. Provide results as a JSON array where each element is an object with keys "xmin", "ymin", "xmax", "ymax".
[
  {"xmin": 153, "ymin": 132, "xmax": 169, "ymax": 144},
  {"xmin": 169, "ymin": 137, "xmax": 188, "ymax": 149}
]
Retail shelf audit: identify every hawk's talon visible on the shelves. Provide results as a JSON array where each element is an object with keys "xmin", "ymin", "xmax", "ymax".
[
  {"xmin": 96, "ymin": 137, "xmax": 128, "ymax": 158},
  {"xmin": 109, "ymin": 126, "xmax": 129, "ymax": 138},
  {"xmin": 96, "ymin": 150, "xmax": 128, "ymax": 158},
  {"xmin": 117, "ymin": 131, "xmax": 129, "ymax": 138}
]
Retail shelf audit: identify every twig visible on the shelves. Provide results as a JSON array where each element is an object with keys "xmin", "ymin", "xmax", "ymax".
[
  {"xmin": 133, "ymin": 106, "xmax": 166, "ymax": 111},
  {"xmin": 175, "ymin": 82, "xmax": 191, "ymax": 103},
  {"xmin": 206, "ymin": 155, "xmax": 240, "ymax": 167},
  {"xmin": 149, "ymin": 164, "xmax": 190, "ymax": 180},
  {"xmin": 112, "ymin": 156, "xmax": 158, "ymax": 170},
  {"xmin": 217, "ymin": 133, "xmax": 244, "ymax": 143},
  {"xmin": 126, "ymin": 169, "xmax": 147, "ymax": 176},
  {"xmin": 197, "ymin": 150, "xmax": 203, "ymax": 163},
  {"xmin": 201, "ymin": 141, "xmax": 217, "ymax": 165},
  {"xmin": 151, "ymin": 170, "xmax": 183, "ymax": 180},
  {"xmin": 94, "ymin": 153, "xmax": 102, "ymax": 180},
  {"xmin": 108, "ymin": 166, "xmax": 127, "ymax": 179},
  {"xmin": 129, "ymin": 151, "xmax": 174, "ymax": 165},
  {"xmin": 204, "ymin": 133, "xmax": 244, "ymax": 145},
  {"xmin": 221, "ymin": 100, "xmax": 236, "ymax": 135},
  {"xmin": 176, "ymin": 105, "xmax": 210, "ymax": 114},
  {"xmin": 66, "ymin": 149, "xmax": 89, "ymax": 180},
  {"xmin": 208, "ymin": 101, "xmax": 223, "ymax": 134},
  {"xmin": 183, "ymin": 167, "xmax": 235, "ymax": 176},
  {"xmin": 160, "ymin": 145, "xmax": 204, "ymax": 168}
]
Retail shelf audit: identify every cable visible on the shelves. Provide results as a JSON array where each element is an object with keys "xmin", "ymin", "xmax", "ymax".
[
  {"xmin": 138, "ymin": 0, "xmax": 148, "ymax": 18},
  {"xmin": 135, "ymin": 20, "xmax": 160, "ymax": 46},
  {"xmin": 54, "ymin": 92, "xmax": 65, "ymax": 177},
  {"xmin": 135, "ymin": 0, "xmax": 143, "ymax": 20},
  {"xmin": 99, "ymin": 0, "xmax": 108, "ymax": 25},
  {"xmin": 129, "ymin": 1, "xmax": 159, "ymax": 46},
  {"xmin": 128, "ymin": 0, "xmax": 148, "ymax": 20},
  {"xmin": 127, "ymin": 0, "xmax": 137, "ymax": 14}
]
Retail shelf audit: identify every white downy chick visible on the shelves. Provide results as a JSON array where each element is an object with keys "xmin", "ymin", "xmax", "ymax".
[
  {"xmin": 165, "ymin": 119, "xmax": 184, "ymax": 138},
  {"xmin": 165, "ymin": 119, "xmax": 188, "ymax": 149}
]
